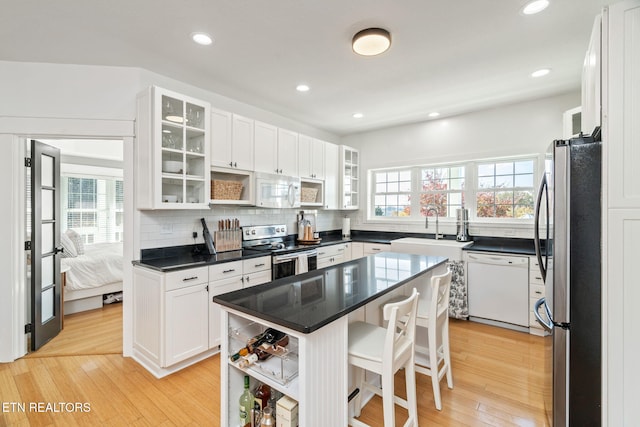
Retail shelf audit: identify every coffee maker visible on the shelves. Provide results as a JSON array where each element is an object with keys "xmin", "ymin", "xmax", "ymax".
[{"xmin": 456, "ymin": 208, "xmax": 470, "ymax": 242}]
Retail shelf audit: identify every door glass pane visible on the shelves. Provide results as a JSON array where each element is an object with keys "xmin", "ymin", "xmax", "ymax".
[
  {"xmin": 42, "ymin": 189, "xmax": 54, "ymax": 220},
  {"xmin": 41, "ymin": 255, "xmax": 54, "ymax": 288},
  {"xmin": 41, "ymin": 223, "xmax": 54, "ymax": 254},
  {"xmin": 41, "ymin": 287, "xmax": 54, "ymax": 323},
  {"xmin": 41, "ymin": 154, "xmax": 54, "ymax": 187}
]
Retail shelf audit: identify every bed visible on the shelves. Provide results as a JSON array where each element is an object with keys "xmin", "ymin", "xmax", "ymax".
[{"xmin": 61, "ymin": 242, "xmax": 123, "ymax": 315}]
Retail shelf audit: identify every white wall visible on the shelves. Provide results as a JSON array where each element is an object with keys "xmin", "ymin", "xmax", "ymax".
[{"xmin": 341, "ymin": 91, "xmax": 580, "ymax": 237}]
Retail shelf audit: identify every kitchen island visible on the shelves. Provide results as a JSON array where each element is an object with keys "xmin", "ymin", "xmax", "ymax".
[{"xmin": 214, "ymin": 252, "xmax": 447, "ymax": 427}]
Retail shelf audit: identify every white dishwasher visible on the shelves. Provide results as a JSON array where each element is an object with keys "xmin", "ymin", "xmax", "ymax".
[{"xmin": 466, "ymin": 252, "xmax": 529, "ymax": 330}]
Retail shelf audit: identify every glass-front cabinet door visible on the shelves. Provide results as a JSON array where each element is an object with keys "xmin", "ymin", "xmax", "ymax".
[
  {"xmin": 136, "ymin": 86, "xmax": 210, "ymax": 209},
  {"xmin": 340, "ymin": 145, "xmax": 359, "ymax": 209}
]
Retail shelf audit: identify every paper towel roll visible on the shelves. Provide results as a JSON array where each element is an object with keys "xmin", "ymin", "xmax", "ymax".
[{"xmin": 342, "ymin": 217, "xmax": 351, "ymax": 238}]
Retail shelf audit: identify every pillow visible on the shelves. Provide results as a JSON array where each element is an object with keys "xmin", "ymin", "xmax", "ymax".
[
  {"xmin": 60, "ymin": 232, "xmax": 78, "ymax": 258},
  {"xmin": 65, "ymin": 229, "xmax": 85, "ymax": 255}
]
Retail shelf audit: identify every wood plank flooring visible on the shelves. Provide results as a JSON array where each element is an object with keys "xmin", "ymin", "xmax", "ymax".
[{"xmin": 1, "ymin": 305, "xmax": 551, "ymax": 427}]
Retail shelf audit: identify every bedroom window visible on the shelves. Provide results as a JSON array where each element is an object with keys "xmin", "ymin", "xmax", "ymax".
[{"xmin": 63, "ymin": 176, "xmax": 124, "ymax": 244}]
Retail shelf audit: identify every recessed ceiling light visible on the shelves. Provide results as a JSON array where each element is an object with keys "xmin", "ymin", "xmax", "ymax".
[
  {"xmin": 191, "ymin": 32, "xmax": 213, "ymax": 46},
  {"xmin": 531, "ymin": 68, "xmax": 551, "ymax": 78},
  {"xmin": 428, "ymin": 112, "xmax": 440, "ymax": 118},
  {"xmin": 522, "ymin": 0, "xmax": 549, "ymax": 15},
  {"xmin": 352, "ymin": 28, "xmax": 391, "ymax": 56},
  {"xmin": 353, "ymin": 113, "xmax": 364, "ymax": 119},
  {"xmin": 296, "ymin": 84, "xmax": 310, "ymax": 92}
]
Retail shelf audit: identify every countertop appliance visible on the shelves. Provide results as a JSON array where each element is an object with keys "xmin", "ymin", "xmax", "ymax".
[
  {"xmin": 242, "ymin": 224, "xmax": 317, "ymax": 280},
  {"xmin": 466, "ymin": 252, "xmax": 529, "ymax": 330},
  {"xmin": 254, "ymin": 172, "xmax": 301, "ymax": 209},
  {"xmin": 533, "ymin": 130, "xmax": 602, "ymax": 426}
]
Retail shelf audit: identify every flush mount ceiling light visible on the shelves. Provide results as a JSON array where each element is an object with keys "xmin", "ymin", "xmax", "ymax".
[
  {"xmin": 352, "ymin": 28, "xmax": 391, "ymax": 56},
  {"xmin": 531, "ymin": 68, "xmax": 551, "ymax": 78},
  {"xmin": 428, "ymin": 112, "xmax": 440, "ymax": 118},
  {"xmin": 522, "ymin": 0, "xmax": 549, "ymax": 15},
  {"xmin": 191, "ymin": 32, "xmax": 213, "ymax": 46},
  {"xmin": 296, "ymin": 84, "xmax": 310, "ymax": 92},
  {"xmin": 353, "ymin": 112, "xmax": 364, "ymax": 119}
]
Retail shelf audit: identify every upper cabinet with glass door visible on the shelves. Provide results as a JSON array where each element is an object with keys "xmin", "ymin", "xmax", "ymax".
[
  {"xmin": 339, "ymin": 145, "xmax": 359, "ymax": 210},
  {"xmin": 136, "ymin": 86, "xmax": 211, "ymax": 209}
]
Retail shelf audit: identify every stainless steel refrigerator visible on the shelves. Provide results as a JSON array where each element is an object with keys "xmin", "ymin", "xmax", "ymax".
[{"xmin": 534, "ymin": 129, "xmax": 602, "ymax": 426}]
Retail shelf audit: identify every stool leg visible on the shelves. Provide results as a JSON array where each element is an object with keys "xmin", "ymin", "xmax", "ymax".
[
  {"xmin": 430, "ymin": 343, "xmax": 442, "ymax": 411},
  {"xmin": 353, "ymin": 366, "xmax": 365, "ymax": 417},
  {"xmin": 405, "ymin": 358, "xmax": 418, "ymax": 426},
  {"xmin": 381, "ymin": 367, "xmax": 396, "ymax": 427},
  {"xmin": 443, "ymin": 322, "xmax": 453, "ymax": 390}
]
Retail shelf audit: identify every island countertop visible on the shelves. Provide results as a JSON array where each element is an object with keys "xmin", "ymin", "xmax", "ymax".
[{"xmin": 213, "ymin": 252, "xmax": 447, "ymax": 334}]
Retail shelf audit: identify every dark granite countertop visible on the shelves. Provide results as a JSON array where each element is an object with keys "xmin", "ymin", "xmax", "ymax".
[
  {"xmin": 214, "ymin": 252, "xmax": 447, "ymax": 334},
  {"xmin": 132, "ymin": 245, "xmax": 269, "ymax": 272}
]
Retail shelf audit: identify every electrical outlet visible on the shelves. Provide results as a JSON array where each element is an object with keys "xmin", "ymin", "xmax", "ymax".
[{"xmin": 192, "ymin": 231, "xmax": 198, "ymax": 239}]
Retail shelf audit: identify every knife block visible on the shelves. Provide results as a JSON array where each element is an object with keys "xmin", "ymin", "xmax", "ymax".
[{"xmin": 214, "ymin": 230, "xmax": 242, "ymax": 252}]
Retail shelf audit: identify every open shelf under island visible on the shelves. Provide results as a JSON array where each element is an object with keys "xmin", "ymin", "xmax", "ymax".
[{"xmin": 214, "ymin": 251, "xmax": 448, "ymax": 427}]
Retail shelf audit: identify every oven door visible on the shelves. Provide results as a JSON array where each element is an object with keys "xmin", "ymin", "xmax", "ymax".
[{"xmin": 272, "ymin": 250, "xmax": 317, "ymax": 280}]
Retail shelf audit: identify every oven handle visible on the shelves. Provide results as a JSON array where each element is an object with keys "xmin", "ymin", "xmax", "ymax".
[{"xmin": 273, "ymin": 250, "xmax": 318, "ymax": 263}]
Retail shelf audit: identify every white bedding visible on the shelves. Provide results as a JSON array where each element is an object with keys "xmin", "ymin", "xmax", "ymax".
[{"xmin": 62, "ymin": 243, "xmax": 123, "ymax": 291}]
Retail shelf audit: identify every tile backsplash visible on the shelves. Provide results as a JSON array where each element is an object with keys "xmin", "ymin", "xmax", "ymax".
[{"xmin": 139, "ymin": 207, "xmax": 348, "ymax": 250}]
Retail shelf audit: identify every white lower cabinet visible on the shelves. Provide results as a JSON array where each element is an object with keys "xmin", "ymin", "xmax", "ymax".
[
  {"xmin": 242, "ymin": 256, "xmax": 272, "ymax": 287},
  {"xmin": 363, "ymin": 242, "xmax": 390, "ymax": 255},
  {"xmin": 528, "ymin": 256, "xmax": 549, "ymax": 336},
  {"xmin": 350, "ymin": 241, "xmax": 364, "ymax": 259},
  {"xmin": 133, "ymin": 265, "xmax": 216, "ymax": 378},
  {"xmin": 209, "ymin": 276, "xmax": 243, "ymax": 350},
  {"xmin": 317, "ymin": 243, "xmax": 348, "ymax": 268}
]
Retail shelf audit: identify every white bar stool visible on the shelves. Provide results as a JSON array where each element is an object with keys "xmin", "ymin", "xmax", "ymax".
[
  {"xmin": 384, "ymin": 269, "xmax": 454, "ymax": 411},
  {"xmin": 348, "ymin": 288, "xmax": 420, "ymax": 427}
]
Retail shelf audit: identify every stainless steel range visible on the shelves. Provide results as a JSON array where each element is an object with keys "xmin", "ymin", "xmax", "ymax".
[{"xmin": 242, "ymin": 225, "xmax": 318, "ymax": 280}]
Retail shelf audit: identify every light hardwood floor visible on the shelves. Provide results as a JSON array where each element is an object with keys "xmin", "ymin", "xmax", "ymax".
[{"xmin": 1, "ymin": 304, "xmax": 550, "ymax": 426}]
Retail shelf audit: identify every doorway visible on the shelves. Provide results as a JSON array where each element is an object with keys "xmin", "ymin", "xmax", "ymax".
[{"xmin": 25, "ymin": 138, "xmax": 125, "ymax": 355}]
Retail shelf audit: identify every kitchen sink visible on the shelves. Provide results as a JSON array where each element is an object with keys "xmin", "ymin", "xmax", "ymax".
[{"xmin": 389, "ymin": 237, "xmax": 473, "ymax": 261}]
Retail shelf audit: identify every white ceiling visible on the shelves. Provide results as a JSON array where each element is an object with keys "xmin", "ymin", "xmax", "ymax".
[{"xmin": 1, "ymin": 0, "xmax": 613, "ymax": 136}]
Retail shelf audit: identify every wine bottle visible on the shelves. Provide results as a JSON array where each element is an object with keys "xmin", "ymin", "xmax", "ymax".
[
  {"xmin": 239, "ymin": 376, "xmax": 253, "ymax": 427},
  {"xmin": 253, "ymin": 383, "xmax": 271, "ymax": 418}
]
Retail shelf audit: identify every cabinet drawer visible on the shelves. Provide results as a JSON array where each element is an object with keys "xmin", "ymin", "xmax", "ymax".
[
  {"xmin": 244, "ymin": 270, "xmax": 271, "ymax": 288},
  {"xmin": 209, "ymin": 260, "xmax": 242, "ymax": 279},
  {"xmin": 209, "ymin": 274, "xmax": 244, "ymax": 290},
  {"xmin": 363, "ymin": 242, "xmax": 390, "ymax": 254},
  {"xmin": 529, "ymin": 269, "xmax": 545, "ymax": 285},
  {"xmin": 317, "ymin": 243, "xmax": 346, "ymax": 258},
  {"xmin": 242, "ymin": 256, "xmax": 271, "ymax": 274},
  {"xmin": 165, "ymin": 266, "xmax": 208, "ymax": 291},
  {"xmin": 530, "ymin": 284, "xmax": 545, "ymax": 299}
]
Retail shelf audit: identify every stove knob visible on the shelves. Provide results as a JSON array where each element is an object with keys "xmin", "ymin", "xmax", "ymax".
[
  {"xmin": 251, "ymin": 230, "xmax": 256, "ymax": 235},
  {"xmin": 245, "ymin": 230, "xmax": 251, "ymax": 235}
]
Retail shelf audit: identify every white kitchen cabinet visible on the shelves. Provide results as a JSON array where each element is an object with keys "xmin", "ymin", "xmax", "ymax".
[
  {"xmin": 209, "ymin": 277, "xmax": 243, "ymax": 350},
  {"xmin": 350, "ymin": 241, "xmax": 364, "ymax": 259},
  {"xmin": 603, "ymin": 2, "xmax": 640, "ymax": 425},
  {"xmin": 317, "ymin": 243, "xmax": 348, "ymax": 269},
  {"xmin": 253, "ymin": 121, "xmax": 278, "ymax": 174},
  {"xmin": 210, "ymin": 108, "xmax": 233, "ymax": 168},
  {"xmin": 323, "ymin": 142, "xmax": 340, "ymax": 209},
  {"xmin": 132, "ymin": 265, "xmax": 216, "ymax": 378},
  {"xmin": 298, "ymin": 135, "xmax": 325, "ymax": 179},
  {"xmin": 362, "ymin": 242, "xmax": 390, "ymax": 255},
  {"xmin": 231, "ymin": 114, "xmax": 255, "ymax": 171},
  {"xmin": 582, "ymin": 15, "xmax": 601, "ymax": 136},
  {"xmin": 166, "ymin": 282, "xmax": 210, "ymax": 366},
  {"xmin": 242, "ymin": 256, "xmax": 272, "ymax": 287},
  {"xmin": 136, "ymin": 86, "xmax": 211, "ymax": 209},
  {"xmin": 339, "ymin": 145, "xmax": 359, "ymax": 210},
  {"xmin": 277, "ymin": 128, "xmax": 299, "ymax": 176}
]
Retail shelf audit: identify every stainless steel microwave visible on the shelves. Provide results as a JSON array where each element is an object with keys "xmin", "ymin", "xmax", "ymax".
[{"xmin": 255, "ymin": 172, "xmax": 301, "ymax": 208}]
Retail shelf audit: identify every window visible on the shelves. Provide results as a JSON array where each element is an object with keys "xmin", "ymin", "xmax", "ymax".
[
  {"xmin": 373, "ymin": 169, "xmax": 412, "ymax": 217},
  {"xmin": 420, "ymin": 166, "xmax": 465, "ymax": 218},
  {"xmin": 476, "ymin": 160, "xmax": 535, "ymax": 219},
  {"xmin": 368, "ymin": 156, "xmax": 537, "ymax": 223},
  {"xmin": 63, "ymin": 176, "xmax": 123, "ymax": 244}
]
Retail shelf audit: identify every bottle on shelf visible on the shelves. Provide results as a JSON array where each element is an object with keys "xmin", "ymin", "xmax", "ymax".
[
  {"xmin": 238, "ymin": 353, "xmax": 258, "ymax": 369},
  {"xmin": 253, "ymin": 383, "xmax": 271, "ymax": 420},
  {"xmin": 239, "ymin": 375, "xmax": 253, "ymax": 427},
  {"xmin": 229, "ymin": 346, "xmax": 250, "ymax": 362},
  {"xmin": 259, "ymin": 406, "xmax": 275, "ymax": 427}
]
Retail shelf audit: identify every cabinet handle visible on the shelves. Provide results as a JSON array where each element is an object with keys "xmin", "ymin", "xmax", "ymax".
[
  {"xmin": 535, "ymin": 276, "xmax": 542, "ymax": 280},
  {"xmin": 337, "ymin": 248, "xmax": 344, "ymax": 252},
  {"xmin": 234, "ymin": 162, "xmax": 237, "ymax": 167},
  {"xmin": 229, "ymin": 161, "xmax": 233, "ymax": 167},
  {"xmin": 182, "ymin": 276, "xmax": 199, "ymax": 281},
  {"xmin": 254, "ymin": 263, "xmax": 265, "ymax": 267},
  {"xmin": 223, "ymin": 269, "xmax": 236, "ymax": 274},
  {"xmin": 245, "ymin": 276, "xmax": 250, "ymax": 283},
  {"xmin": 372, "ymin": 248, "xmax": 381, "ymax": 251}
]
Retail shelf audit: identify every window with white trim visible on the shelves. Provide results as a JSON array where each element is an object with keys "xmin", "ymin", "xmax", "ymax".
[
  {"xmin": 475, "ymin": 159, "xmax": 535, "ymax": 219},
  {"xmin": 63, "ymin": 176, "xmax": 124, "ymax": 244},
  {"xmin": 368, "ymin": 156, "xmax": 537, "ymax": 222}
]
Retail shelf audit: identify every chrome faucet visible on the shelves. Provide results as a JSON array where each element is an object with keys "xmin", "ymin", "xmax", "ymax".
[{"xmin": 425, "ymin": 205, "xmax": 444, "ymax": 240}]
